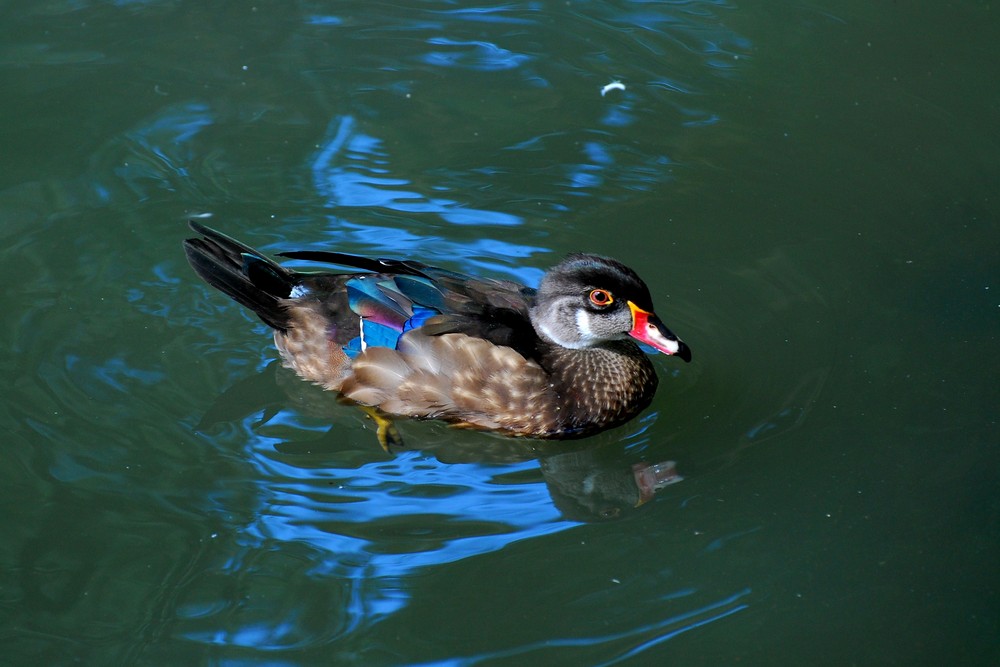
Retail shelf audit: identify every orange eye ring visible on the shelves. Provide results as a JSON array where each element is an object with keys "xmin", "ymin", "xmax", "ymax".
[{"xmin": 588, "ymin": 289, "xmax": 614, "ymax": 307}]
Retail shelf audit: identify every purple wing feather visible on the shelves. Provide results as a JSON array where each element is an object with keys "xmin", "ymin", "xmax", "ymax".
[{"xmin": 346, "ymin": 276, "xmax": 411, "ymax": 330}]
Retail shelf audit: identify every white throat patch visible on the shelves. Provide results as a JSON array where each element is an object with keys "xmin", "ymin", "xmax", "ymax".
[
  {"xmin": 576, "ymin": 309, "xmax": 605, "ymax": 346},
  {"xmin": 537, "ymin": 311, "xmax": 596, "ymax": 349}
]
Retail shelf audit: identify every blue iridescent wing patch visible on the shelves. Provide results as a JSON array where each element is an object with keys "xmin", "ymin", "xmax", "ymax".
[
  {"xmin": 346, "ymin": 276, "xmax": 409, "ymax": 329},
  {"xmin": 392, "ymin": 274, "xmax": 448, "ymax": 310},
  {"xmin": 343, "ymin": 276, "xmax": 442, "ymax": 357},
  {"xmin": 403, "ymin": 305, "xmax": 437, "ymax": 333}
]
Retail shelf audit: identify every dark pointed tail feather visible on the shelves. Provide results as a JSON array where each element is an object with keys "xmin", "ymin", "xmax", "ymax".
[
  {"xmin": 277, "ymin": 249, "xmax": 432, "ymax": 278},
  {"xmin": 183, "ymin": 221, "xmax": 297, "ymax": 331}
]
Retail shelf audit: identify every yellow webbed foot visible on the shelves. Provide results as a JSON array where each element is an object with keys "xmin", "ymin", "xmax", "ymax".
[{"xmin": 358, "ymin": 404, "xmax": 404, "ymax": 452}]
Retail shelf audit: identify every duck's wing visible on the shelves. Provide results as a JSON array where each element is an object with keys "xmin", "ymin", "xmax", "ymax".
[
  {"xmin": 391, "ymin": 270, "xmax": 539, "ymax": 355},
  {"xmin": 287, "ymin": 250, "xmax": 541, "ymax": 359}
]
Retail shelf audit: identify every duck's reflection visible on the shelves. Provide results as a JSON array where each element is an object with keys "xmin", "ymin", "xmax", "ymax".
[
  {"xmin": 196, "ymin": 360, "xmax": 683, "ymax": 524},
  {"xmin": 542, "ymin": 454, "xmax": 681, "ymax": 522}
]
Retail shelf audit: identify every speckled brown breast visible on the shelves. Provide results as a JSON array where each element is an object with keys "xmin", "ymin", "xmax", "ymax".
[{"xmin": 541, "ymin": 341, "xmax": 659, "ymax": 437}]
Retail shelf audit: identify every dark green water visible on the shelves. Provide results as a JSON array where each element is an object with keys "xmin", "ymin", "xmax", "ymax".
[{"xmin": 1, "ymin": 1, "xmax": 997, "ymax": 665}]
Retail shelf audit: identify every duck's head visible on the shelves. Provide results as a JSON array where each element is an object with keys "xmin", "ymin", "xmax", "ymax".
[{"xmin": 529, "ymin": 253, "xmax": 692, "ymax": 362}]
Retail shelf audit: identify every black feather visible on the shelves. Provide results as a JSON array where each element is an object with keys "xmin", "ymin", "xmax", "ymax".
[
  {"xmin": 277, "ymin": 250, "xmax": 431, "ymax": 278},
  {"xmin": 183, "ymin": 221, "xmax": 297, "ymax": 331}
]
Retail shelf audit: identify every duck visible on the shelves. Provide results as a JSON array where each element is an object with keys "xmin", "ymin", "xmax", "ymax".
[{"xmin": 183, "ymin": 221, "xmax": 691, "ymax": 446}]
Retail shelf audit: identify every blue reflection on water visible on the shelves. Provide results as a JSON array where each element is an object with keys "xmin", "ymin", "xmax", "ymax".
[
  {"xmin": 422, "ymin": 37, "xmax": 532, "ymax": 71},
  {"xmin": 306, "ymin": 113, "xmax": 552, "ymax": 283},
  {"xmin": 306, "ymin": 14, "xmax": 343, "ymax": 26},
  {"xmin": 227, "ymin": 416, "xmax": 574, "ymax": 631},
  {"xmin": 429, "ymin": 5, "xmax": 539, "ymax": 26},
  {"xmin": 312, "ymin": 116, "xmax": 523, "ymax": 228},
  {"xmin": 64, "ymin": 354, "xmax": 165, "ymax": 394},
  {"xmin": 281, "ymin": 217, "xmax": 546, "ymax": 287},
  {"xmin": 116, "ymin": 102, "xmax": 213, "ymax": 183}
]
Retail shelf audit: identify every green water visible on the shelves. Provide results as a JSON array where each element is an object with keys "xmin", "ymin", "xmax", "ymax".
[{"xmin": 1, "ymin": 1, "xmax": 996, "ymax": 665}]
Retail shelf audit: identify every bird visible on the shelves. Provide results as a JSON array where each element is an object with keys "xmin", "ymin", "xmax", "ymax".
[{"xmin": 183, "ymin": 221, "xmax": 691, "ymax": 446}]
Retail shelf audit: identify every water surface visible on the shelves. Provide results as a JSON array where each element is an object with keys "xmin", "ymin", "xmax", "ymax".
[{"xmin": 1, "ymin": 1, "xmax": 997, "ymax": 665}]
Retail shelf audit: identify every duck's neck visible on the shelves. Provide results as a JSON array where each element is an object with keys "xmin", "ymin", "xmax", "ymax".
[{"xmin": 540, "ymin": 340, "xmax": 659, "ymax": 435}]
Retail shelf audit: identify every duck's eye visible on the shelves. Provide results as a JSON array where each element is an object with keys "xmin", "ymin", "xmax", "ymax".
[{"xmin": 588, "ymin": 289, "xmax": 614, "ymax": 307}]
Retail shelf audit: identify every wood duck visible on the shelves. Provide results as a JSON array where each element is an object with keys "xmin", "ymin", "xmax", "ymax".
[{"xmin": 183, "ymin": 221, "xmax": 691, "ymax": 444}]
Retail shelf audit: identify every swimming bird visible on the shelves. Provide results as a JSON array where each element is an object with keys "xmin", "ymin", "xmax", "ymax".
[{"xmin": 183, "ymin": 221, "xmax": 691, "ymax": 446}]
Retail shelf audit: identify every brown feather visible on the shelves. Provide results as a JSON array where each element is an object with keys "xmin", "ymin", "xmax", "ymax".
[{"xmin": 336, "ymin": 332, "xmax": 560, "ymax": 435}]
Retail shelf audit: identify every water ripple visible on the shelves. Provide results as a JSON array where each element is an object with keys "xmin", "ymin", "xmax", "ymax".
[
  {"xmin": 421, "ymin": 37, "xmax": 533, "ymax": 71},
  {"xmin": 410, "ymin": 587, "xmax": 752, "ymax": 666}
]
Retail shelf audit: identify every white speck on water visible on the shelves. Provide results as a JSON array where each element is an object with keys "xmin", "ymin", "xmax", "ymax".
[{"xmin": 601, "ymin": 80, "xmax": 626, "ymax": 97}]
